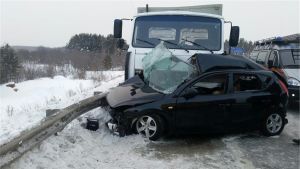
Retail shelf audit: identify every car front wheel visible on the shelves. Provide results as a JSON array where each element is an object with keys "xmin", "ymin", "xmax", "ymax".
[
  {"xmin": 261, "ymin": 112, "xmax": 285, "ymax": 136},
  {"xmin": 135, "ymin": 114, "xmax": 164, "ymax": 141}
]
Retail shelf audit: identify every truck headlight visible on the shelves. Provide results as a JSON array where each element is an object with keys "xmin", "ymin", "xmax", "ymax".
[{"xmin": 287, "ymin": 78, "xmax": 300, "ymax": 87}]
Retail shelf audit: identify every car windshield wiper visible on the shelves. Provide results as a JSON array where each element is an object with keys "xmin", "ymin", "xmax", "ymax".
[
  {"xmin": 181, "ymin": 38, "xmax": 214, "ymax": 54},
  {"xmin": 136, "ymin": 38, "xmax": 155, "ymax": 47},
  {"xmin": 154, "ymin": 38, "xmax": 189, "ymax": 53}
]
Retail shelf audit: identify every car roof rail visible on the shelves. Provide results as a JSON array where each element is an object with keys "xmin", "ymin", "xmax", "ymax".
[{"xmin": 254, "ymin": 34, "xmax": 300, "ymax": 50}]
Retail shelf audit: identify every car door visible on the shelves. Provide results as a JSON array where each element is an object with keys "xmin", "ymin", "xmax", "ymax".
[
  {"xmin": 175, "ymin": 73, "xmax": 232, "ymax": 133},
  {"xmin": 228, "ymin": 72, "xmax": 272, "ymax": 128}
]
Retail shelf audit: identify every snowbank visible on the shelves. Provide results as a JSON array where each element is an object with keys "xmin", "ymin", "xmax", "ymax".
[{"xmin": 0, "ymin": 71, "xmax": 123, "ymax": 145}]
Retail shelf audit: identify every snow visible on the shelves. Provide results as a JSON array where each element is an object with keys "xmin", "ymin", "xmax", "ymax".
[
  {"xmin": 0, "ymin": 71, "xmax": 123, "ymax": 145},
  {"xmin": 6, "ymin": 108, "xmax": 252, "ymax": 169}
]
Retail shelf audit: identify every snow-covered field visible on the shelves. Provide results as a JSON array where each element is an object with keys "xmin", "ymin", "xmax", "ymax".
[
  {"xmin": 1, "ymin": 71, "xmax": 299, "ymax": 169},
  {"xmin": 0, "ymin": 71, "xmax": 123, "ymax": 145}
]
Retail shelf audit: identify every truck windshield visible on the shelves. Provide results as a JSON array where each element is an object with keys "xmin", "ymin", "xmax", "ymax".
[
  {"xmin": 142, "ymin": 42, "xmax": 198, "ymax": 94},
  {"xmin": 133, "ymin": 15, "xmax": 222, "ymax": 51},
  {"xmin": 280, "ymin": 49, "xmax": 300, "ymax": 68}
]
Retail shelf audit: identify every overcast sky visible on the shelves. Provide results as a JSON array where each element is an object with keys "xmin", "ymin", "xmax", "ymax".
[{"xmin": 0, "ymin": 0, "xmax": 299, "ymax": 47}]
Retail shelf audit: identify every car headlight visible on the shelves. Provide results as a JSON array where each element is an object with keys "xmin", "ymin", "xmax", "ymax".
[{"xmin": 287, "ymin": 78, "xmax": 300, "ymax": 87}]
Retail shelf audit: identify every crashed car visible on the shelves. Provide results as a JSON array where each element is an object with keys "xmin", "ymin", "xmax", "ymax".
[{"xmin": 105, "ymin": 43, "xmax": 289, "ymax": 140}]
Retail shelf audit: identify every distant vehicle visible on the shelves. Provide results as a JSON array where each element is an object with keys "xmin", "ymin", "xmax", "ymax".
[
  {"xmin": 249, "ymin": 34, "xmax": 300, "ymax": 102},
  {"xmin": 113, "ymin": 4, "xmax": 240, "ymax": 80},
  {"xmin": 106, "ymin": 53, "xmax": 289, "ymax": 140}
]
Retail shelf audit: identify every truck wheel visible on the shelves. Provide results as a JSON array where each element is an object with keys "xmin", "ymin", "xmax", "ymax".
[
  {"xmin": 135, "ymin": 114, "xmax": 164, "ymax": 141},
  {"xmin": 261, "ymin": 112, "xmax": 285, "ymax": 136}
]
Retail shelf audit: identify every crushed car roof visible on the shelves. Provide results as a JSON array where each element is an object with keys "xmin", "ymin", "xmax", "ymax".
[{"xmin": 194, "ymin": 54, "xmax": 265, "ymax": 73}]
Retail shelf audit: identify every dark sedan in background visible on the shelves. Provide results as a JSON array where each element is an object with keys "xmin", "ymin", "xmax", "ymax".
[{"xmin": 105, "ymin": 54, "xmax": 289, "ymax": 140}]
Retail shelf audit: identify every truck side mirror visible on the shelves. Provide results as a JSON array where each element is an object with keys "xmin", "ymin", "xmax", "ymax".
[
  {"xmin": 114, "ymin": 19, "xmax": 122, "ymax": 38},
  {"xmin": 229, "ymin": 26, "xmax": 240, "ymax": 47}
]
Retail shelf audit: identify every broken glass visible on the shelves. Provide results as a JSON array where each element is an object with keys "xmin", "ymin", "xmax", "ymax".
[{"xmin": 142, "ymin": 42, "xmax": 197, "ymax": 94}]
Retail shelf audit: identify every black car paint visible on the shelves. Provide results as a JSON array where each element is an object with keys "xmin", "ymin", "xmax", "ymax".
[{"xmin": 106, "ymin": 54, "xmax": 288, "ymax": 136}]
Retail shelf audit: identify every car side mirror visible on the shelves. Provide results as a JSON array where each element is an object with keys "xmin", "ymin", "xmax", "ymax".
[
  {"xmin": 182, "ymin": 88, "xmax": 198, "ymax": 99},
  {"xmin": 114, "ymin": 19, "xmax": 122, "ymax": 38},
  {"xmin": 229, "ymin": 26, "xmax": 240, "ymax": 47}
]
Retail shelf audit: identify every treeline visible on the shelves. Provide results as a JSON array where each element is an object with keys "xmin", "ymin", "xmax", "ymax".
[
  {"xmin": 18, "ymin": 34, "xmax": 127, "ymax": 70},
  {"xmin": 0, "ymin": 33, "xmax": 127, "ymax": 84},
  {"xmin": 0, "ymin": 44, "xmax": 20, "ymax": 84}
]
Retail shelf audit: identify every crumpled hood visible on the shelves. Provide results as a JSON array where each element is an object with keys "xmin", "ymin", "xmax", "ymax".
[
  {"xmin": 283, "ymin": 69, "xmax": 300, "ymax": 80},
  {"xmin": 106, "ymin": 76, "xmax": 164, "ymax": 108}
]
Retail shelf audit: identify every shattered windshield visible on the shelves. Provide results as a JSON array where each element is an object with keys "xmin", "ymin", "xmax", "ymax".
[{"xmin": 142, "ymin": 42, "xmax": 197, "ymax": 94}]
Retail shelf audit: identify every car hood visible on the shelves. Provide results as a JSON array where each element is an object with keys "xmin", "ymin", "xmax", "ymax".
[
  {"xmin": 283, "ymin": 68, "xmax": 300, "ymax": 80},
  {"xmin": 106, "ymin": 76, "xmax": 164, "ymax": 108}
]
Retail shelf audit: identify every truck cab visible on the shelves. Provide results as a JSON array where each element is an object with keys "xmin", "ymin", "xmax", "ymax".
[{"xmin": 114, "ymin": 4, "xmax": 239, "ymax": 80}]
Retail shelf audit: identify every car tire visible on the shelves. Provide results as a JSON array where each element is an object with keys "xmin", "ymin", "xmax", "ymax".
[
  {"xmin": 261, "ymin": 112, "xmax": 285, "ymax": 136},
  {"xmin": 135, "ymin": 114, "xmax": 164, "ymax": 141}
]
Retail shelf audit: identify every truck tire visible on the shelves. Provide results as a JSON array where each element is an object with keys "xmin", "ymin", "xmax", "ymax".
[{"xmin": 125, "ymin": 52, "xmax": 131, "ymax": 80}]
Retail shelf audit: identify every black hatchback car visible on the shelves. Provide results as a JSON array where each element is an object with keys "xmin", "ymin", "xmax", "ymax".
[{"xmin": 105, "ymin": 54, "xmax": 289, "ymax": 140}]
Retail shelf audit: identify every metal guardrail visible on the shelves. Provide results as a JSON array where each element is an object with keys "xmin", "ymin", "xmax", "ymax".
[{"xmin": 0, "ymin": 92, "xmax": 107, "ymax": 168}]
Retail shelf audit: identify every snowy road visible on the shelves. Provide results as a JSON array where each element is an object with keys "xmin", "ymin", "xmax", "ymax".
[
  {"xmin": 4, "ymin": 107, "xmax": 299, "ymax": 169},
  {"xmin": 1, "ymin": 73, "xmax": 299, "ymax": 169}
]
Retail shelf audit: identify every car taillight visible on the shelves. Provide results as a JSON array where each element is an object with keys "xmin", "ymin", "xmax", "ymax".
[{"xmin": 278, "ymin": 80, "xmax": 289, "ymax": 96}]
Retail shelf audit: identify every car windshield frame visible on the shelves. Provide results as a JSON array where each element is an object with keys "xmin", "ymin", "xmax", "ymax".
[{"xmin": 132, "ymin": 15, "xmax": 222, "ymax": 51}]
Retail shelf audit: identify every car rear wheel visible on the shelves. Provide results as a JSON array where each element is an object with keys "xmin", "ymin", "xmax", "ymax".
[
  {"xmin": 261, "ymin": 112, "xmax": 285, "ymax": 136},
  {"xmin": 135, "ymin": 115, "xmax": 164, "ymax": 141}
]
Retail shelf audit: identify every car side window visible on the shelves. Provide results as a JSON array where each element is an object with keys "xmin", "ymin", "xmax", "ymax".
[
  {"xmin": 256, "ymin": 51, "xmax": 268, "ymax": 65},
  {"xmin": 233, "ymin": 74, "xmax": 262, "ymax": 92},
  {"xmin": 191, "ymin": 74, "xmax": 227, "ymax": 95}
]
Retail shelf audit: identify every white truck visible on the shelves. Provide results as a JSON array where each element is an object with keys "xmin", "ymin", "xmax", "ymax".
[{"xmin": 113, "ymin": 4, "xmax": 240, "ymax": 80}]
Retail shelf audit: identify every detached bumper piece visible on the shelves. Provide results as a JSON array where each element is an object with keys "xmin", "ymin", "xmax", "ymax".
[{"xmin": 106, "ymin": 119, "xmax": 126, "ymax": 137}]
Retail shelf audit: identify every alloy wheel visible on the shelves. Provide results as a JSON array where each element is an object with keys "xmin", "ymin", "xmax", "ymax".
[
  {"xmin": 266, "ymin": 113, "xmax": 283, "ymax": 134},
  {"xmin": 136, "ymin": 115, "xmax": 157, "ymax": 138}
]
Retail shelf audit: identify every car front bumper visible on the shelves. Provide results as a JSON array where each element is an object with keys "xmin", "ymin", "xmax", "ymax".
[{"xmin": 288, "ymin": 86, "xmax": 299, "ymax": 101}]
